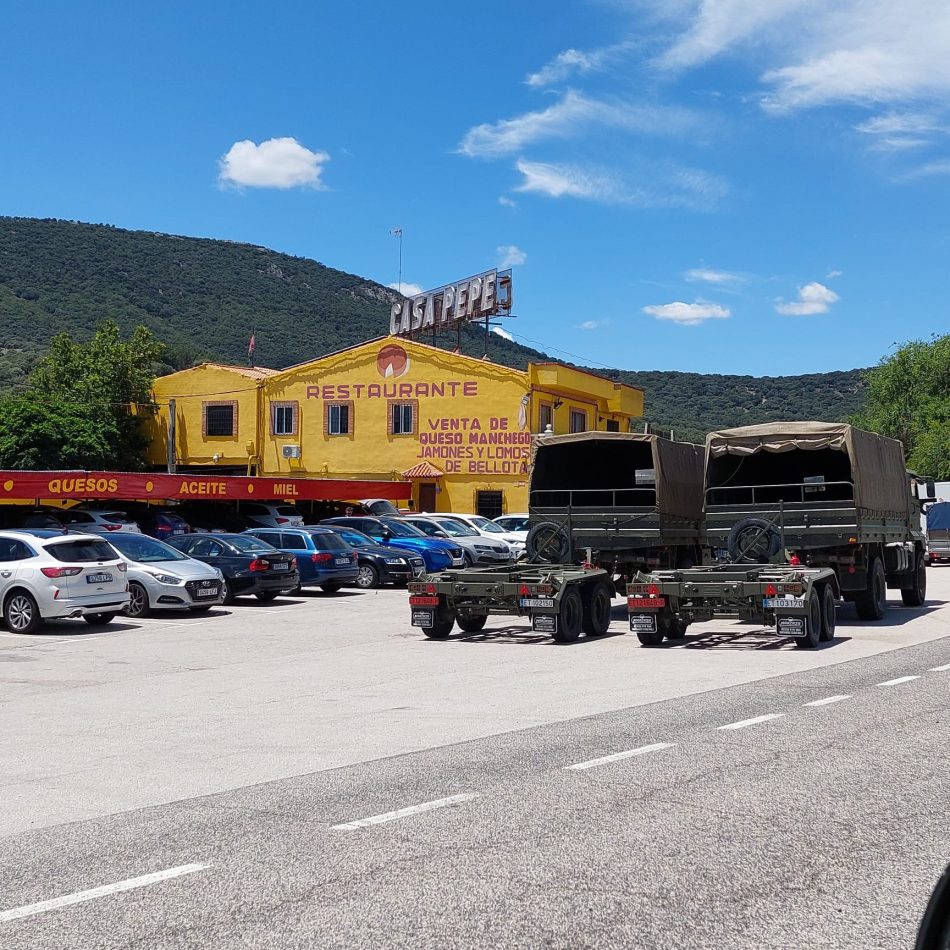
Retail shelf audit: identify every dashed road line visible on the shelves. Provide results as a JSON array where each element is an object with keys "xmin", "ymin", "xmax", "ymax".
[
  {"xmin": 718, "ymin": 713, "xmax": 784, "ymax": 731},
  {"xmin": 331, "ymin": 794, "xmax": 479, "ymax": 830},
  {"xmin": 877, "ymin": 675, "xmax": 920, "ymax": 687},
  {"xmin": 0, "ymin": 863, "xmax": 209, "ymax": 924},
  {"xmin": 565, "ymin": 742, "xmax": 676, "ymax": 771},
  {"xmin": 804, "ymin": 694, "xmax": 851, "ymax": 707},
  {"xmin": 929, "ymin": 663, "xmax": 950, "ymax": 672}
]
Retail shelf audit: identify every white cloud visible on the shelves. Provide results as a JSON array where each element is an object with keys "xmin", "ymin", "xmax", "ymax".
[
  {"xmin": 826, "ymin": 269, "xmax": 843, "ymax": 279},
  {"xmin": 491, "ymin": 326, "xmax": 514, "ymax": 341},
  {"xmin": 387, "ymin": 281, "xmax": 425, "ymax": 297},
  {"xmin": 525, "ymin": 42, "xmax": 638, "ymax": 87},
  {"xmin": 514, "ymin": 160, "xmax": 606, "ymax": 199},
  {"xmin": 856, "ymin": 111, "xmax": 950, "ymax": 150},
  {"xmin": 775, "ymin": 281, "xmax": 840, "ymax": 315},
  {"xmin": 218, "ymin": 137, "xmax": 329, "ymax": 189},
  {"xmin": 683, "ymin": 267, "xmax": 743, "ymax": 284},
  {"xmin": 901, "ymin": 159, "xmax": 950, "ymax": 178},
  {"xmin": 578, "ymin": 320, "xmax": 602, "ymax": 330},
  {"xmin": 497, "ymin": 245, "xmax": 527, "ymax": 268},
  {"xmin": 458, "ymin": 90, "xmax": 701, "ymax": 158},
  {"xmin": 643, "ymin": 301, "xmax": 731, "ymax": 326},
  {"xmin": 498, "ymin": 195, "xmax": 518, "ymax": 208}
]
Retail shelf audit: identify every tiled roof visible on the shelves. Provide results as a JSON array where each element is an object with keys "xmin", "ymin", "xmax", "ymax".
[
  {"xmin": 203, "ymin": 363, "xmax": 279, "ymax": 379},
  {"xmin": 401, "ymin": 461, "xmax": 444, "ymax": 479}
]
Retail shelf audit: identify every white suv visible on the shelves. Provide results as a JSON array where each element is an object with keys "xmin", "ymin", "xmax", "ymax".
[
  {"xmin": 0, "ymin": 530, "xmax": 130, "ymax": 634},
  {"xmin": 241, "ymin": 503, "xmax": 305, "ymax": 528},
  {"xmin": 57, "ymin": 508, "xmax": 142, "ymax": 535}
]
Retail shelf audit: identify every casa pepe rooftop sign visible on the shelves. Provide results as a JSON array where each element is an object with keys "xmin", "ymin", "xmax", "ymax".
[{"xmin": 389, "ymin": 268, "xmax": 512, "ymax": 337}]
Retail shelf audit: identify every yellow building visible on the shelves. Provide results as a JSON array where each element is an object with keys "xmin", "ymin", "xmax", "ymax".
[{"xmin": 146, "ymin": 338, "xmax": 643, "ymax": 516}]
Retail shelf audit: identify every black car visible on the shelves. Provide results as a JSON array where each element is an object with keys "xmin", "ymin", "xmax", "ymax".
[
  {"xmin": 319, "ymin": 525, "xmax": 426, "ymax": 589},
  {"xmin": 125, "ymin": 505, "xmax": 192, "ymax": 541},
  {"xmin": 167, "ymin": 533, "xmax": 299, "ymax": 603}
]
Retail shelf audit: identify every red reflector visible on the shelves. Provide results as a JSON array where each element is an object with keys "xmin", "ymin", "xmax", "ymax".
[
  {"xmin": 409, "ymin": 595, "xmax": 440, "ymax": 606},
  {"xmin": 648, "ymin": 584, "xmax": 659, "ymax": 596},
  {"xmin": 426, "ymin": 583, "xmax": 436, "ymax": 595},
  {"xmin": 628, "ymin": 597, "xmax": 664, "ymax": 609},
  {"xmin": 764, "ymin": 584, "xmax": 777, "ymax": 597},
  {"xmin": 520, "ymin": 585, "xmax": 529, "ymax": 596}
]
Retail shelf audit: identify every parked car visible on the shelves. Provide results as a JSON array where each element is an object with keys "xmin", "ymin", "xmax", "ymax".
[
  {"xmin": 243, "ymin": 527, "xmax": 359, "ymax": 593},
  {"xmin": 320, "ymin": 525, "xmax": 426, "ymax": 588},
  {"xmin": 57, "ymin": 507, "xmax": 142, "ymax": 535},
  {"xmin": 104, "ymin": 532, "xmax": 224, "ymax": 617},
  {"xmin": 321, "ymin": 516, "xmax": 464, "ymax": 571},
  {"xmin": 440, "ymin": 513, "xmax": 527, "ymax": 558},
  {"xmin": 0, "ymin": 530, "xmax": 130, "ymax": 633},
  {"xmin": 359, "ymin": 498, "xmax": 402, "ymax": 517},
  {"xmin": 167, "ymin": 533, "xmax": 299, "ymax": 603},
  {"xmin": 173, "ymin": 502, "xmax": 246, "ymax": 534},
  {"xmin": 493, "ymin": 513, "xmax": 530, "ymax": 538},
  {"xmin": 241, "ymin": 503, "xmax": 305, "ymax": 528},
  {"xmin": 402, "ymin": 514, "xmax": 513, "ymax": 567},
  {"xmin": 6, "ymin": 508, "xmax": 66, "ymax": 530}
]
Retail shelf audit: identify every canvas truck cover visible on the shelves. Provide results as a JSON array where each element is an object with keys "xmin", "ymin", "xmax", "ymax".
[
  {"xmin": 530, "ymin": 431, "xmax": 705, "ymax": 522},
  {"xmin": 705, "ymin": 422, "xmax": 909, "ymax": 513},
  {"xmin": 927, "ymin": 501, "xmax": 950, "ymax": 532}
]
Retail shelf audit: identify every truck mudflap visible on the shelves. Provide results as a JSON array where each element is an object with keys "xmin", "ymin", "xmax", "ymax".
[{"xmin": 408, "ymin": 593, "xmax": 440, "ymax": 628}]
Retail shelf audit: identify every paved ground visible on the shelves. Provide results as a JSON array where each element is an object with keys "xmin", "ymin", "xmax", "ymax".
[{"xmin": 2, "ymin": 568, "xmax": 949, "ymax": 947}]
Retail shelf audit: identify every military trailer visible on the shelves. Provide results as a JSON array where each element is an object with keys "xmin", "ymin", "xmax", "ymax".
[
  {"xmin": 407, "ymin": 432, "xmax": 706, "ymax": 643},
  {"xmin": 628, "ymin": 422, "xmax": 929, "ymax": 648}
]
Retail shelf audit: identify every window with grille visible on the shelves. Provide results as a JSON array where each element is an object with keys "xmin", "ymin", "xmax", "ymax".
[
  {"xmin": 391, "ymin": 402, "xmax": 415, "ymax": 435},
  {"xmin": 539, "ymin": 402, "xmax": 553, "ymax": 433},
  {"xmin": 606, "ymin": 419, "xmax": 620, "ymax": 432},
  {"xmin": 328, "ymin": 403, "xmax": 350, "ymax": 435},
  {"xmin": 569, "ymin": 409, "xmax": 587, "ymax": 433},
  {"xmin": 476, "ymin": 490, "xmax": 504, "ymax": 520},
  {"xmin": 272, "ymin": 403, "xmax": 296, "ymax": 436},
  {"xmin": 204, "ymin": 403, "xmax": 236, "ymax": 437}
]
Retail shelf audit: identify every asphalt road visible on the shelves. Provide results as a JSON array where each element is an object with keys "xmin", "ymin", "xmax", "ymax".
[{"xmin": 2, "ymin": 570, "xmax": 949, "ymax": 947}]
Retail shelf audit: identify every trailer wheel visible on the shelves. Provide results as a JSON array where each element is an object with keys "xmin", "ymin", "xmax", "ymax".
[
  {"xmin": 553, "ymin": 587, "xmax": 583, "ymax": 642},
  {"xmin": 582, "ymin": 582, "xmax": 612, "ymax": 637},
  {"xmin": 667, "ymin": 617, "xmax": 689, "ymax": 640},
  {"xmin": 854, "ymin": 557, "xmax": 887, "ymax": 621},
  {"xmin": 422, "ymin": 600, "xmax": 455, "ymax": 639},
  {"xmin": 636, "ymin": 626, "xmax": 665, "ymax": 647},
  {"xmin": 901, "ymin": 552, "xmax": 927, "ymax": 607},
  {"xmin": 794, "ymin": 588, "xmax": 822, "ymax": 648},
  {"xmin": 818, "ymin": 584, "xmax": 836, "ymax": 642},
  {"xmin": 457, "ymin": 614, "xmax": 487, "ymax": 633}
]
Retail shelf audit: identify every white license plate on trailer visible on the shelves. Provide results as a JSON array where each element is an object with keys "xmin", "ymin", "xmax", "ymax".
[
  {"xmin": 763, "ymin": 597, "xmax": 805, "ymax": 608},
  {"xmin": 520, "ymin": 598, "xmax": 555, "ymax": 608}
]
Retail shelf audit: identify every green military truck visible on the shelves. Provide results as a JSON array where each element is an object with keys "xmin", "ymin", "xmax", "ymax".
[
  {"xmin": 407, "ymin": 431, "xmax": 706, "ymax": 642},
  {"xmin": 628, "ymin": 422, "xmax": 929, "ymax": 648}
]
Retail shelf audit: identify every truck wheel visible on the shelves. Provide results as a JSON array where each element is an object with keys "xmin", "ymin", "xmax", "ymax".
[
  {"xmin": 794, "ymin": 588, "xmax": 822, "ymax": 648},
  {"xmin": 818, "ymin": 584, "xmax": 836, "ymax": 642},
  {"xmin": 854, "ymin": 557, "xmax": 887, "ymax": 621},
  {"xmin": 581, "ymin": 582, "xmax": 612, "ymax": 637},
  {"xmin": 457, "ymin": 614, "xmax": 487, "ymax": 633},
  {"xmin": 422, "ymin": 602, "xmax": 455, "ymax": 639},
  {"xmin": 553, "ymin": 587, "xmax": 583, "ymax": 642},
  {"xmin": 901, "ymin": 553, "xmax": 927, "ymax": 607}
]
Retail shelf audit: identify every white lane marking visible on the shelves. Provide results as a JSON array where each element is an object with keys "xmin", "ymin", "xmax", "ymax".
[
  {"xmin": 929, "ymin": 663, "xmax": 950, "ymax": 672},
  {"xmin": 804, "ymin": 694, "xmax": 851, "ymax": 707},
  {"xmin": 565, "ymin": 742, "xmax": 676, "ymax": 771},
  {"xmin": 718, "ymin": 713, "xmax": 784, "ymax": 731},
  {"xmin": 331, "ymin": 794, "xmax": 478, "ymax": 830},
  {"xmin": 0, "ymin": 863, "xmax": 209, "ymax": 923},
  {"xmin": 877, "ymin": 675, "xmax": 920, "ymax": 687}
]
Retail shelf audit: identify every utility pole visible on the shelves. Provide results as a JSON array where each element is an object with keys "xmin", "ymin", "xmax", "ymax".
[
  {"xmin": 390, "ymin": 227, "xmax": 403, "ymax": 294},
  {"xmin": 166, "ymin": 399, "xmax": 177, "ymax": 474}
]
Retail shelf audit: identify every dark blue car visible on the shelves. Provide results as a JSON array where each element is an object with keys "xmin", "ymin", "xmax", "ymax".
[
  {"xmin": 321, "ymin": 517, "xmax": 464, "ymax": 572},
  {"xmin": 243, "ymin": 526, "xmax": 359, "ymax": 592}
]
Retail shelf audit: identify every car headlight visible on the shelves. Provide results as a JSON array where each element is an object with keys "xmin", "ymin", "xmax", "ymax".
[
  {"xmin": 474, "ymin": 545, "xmax": 493, "ymax": 552},
  {"xmin": 384, "ymin": 557, "xmax": 406, "ymax": 565},
  {"xmin": 148, "ymin": 572, "xmax": 182, "ymax": 585}
]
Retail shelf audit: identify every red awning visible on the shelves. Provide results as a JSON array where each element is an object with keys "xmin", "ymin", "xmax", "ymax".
[
  {"xmin": 0, "ymin": 471, "xmax": 410, "ymax": 503},
  {"xmin": 401, "ymin": 461, "xmax": 444, "ymax": 479}
]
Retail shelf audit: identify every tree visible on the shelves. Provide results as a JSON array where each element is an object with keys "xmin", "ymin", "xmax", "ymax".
[
  {"xmin": 852, "ymin": 334, "xmax": 950, "ymax": 478},
  {"xmin": 0, "ymin": 320, "xmax": 164, "ymax": 471}
]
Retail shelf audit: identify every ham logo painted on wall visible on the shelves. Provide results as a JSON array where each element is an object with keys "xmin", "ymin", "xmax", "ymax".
[{"xmin": 377, "ymin": 344, "xmax": 410, "ymax": 379}]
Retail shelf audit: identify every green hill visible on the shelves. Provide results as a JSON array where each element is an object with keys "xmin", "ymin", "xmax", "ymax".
[{"xmin": 0, "ymin": 216, "xmax": 867, "ymax": 440}]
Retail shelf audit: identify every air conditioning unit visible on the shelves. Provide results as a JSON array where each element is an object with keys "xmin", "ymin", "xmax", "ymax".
[{"xmin": 282, "ymin": 444, "xmax": 302, "ymax": 459}]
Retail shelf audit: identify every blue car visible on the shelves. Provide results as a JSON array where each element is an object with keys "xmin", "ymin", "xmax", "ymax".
[
  {"xmin": 320, "ymin": 516, "xmax": 464, "ymax": 572},
  {"xmin": 243, "ymin": 526, "xmax": 359, "ymax": 592}
]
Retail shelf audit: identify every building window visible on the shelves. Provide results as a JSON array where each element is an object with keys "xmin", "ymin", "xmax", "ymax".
[
  {"xmin": 538, "ymin": 401, "xmax": 553, "ymax": 433},
  {"xmin": 606, "ymin": 419, "xmax": 620, "ymax": 432},
  {"xmin": 569, "ymin": 409, "xmax": 587, "ymax": 433},
  {"xmin": 271, "ymin": 402, "xmax": 298, "ymax": 436},
  {"xmin": 326, "ymin": 402, "xmax": 352, "ymax": 436},
  {"xmin": 389, "ymin": 400, "xmax": 417, "ymax": 436},
  {"xmin": 476, "ymin": 490, "xmax": 504, "ymax": 520},
  {"xmin": 203, "ymin": 401, "xmax": 237, "ymax": 437}
]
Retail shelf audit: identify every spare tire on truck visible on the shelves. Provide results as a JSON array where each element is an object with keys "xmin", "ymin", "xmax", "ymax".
[
  {"xmin": 727, "ymin": 518, "xmax": 782, "ymax": 564},
  {"xmin": 527, "ymin": 522, "xmax": 572, "ymax": 564}
]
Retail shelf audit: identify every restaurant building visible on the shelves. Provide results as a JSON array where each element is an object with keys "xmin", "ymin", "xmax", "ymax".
[{"xmin": 145, "ymin": 338, "xmax": 643, "ymax": 517}]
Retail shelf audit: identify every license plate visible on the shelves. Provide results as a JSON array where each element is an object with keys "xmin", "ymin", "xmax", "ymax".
[
  {"xmin": 520, "ymin": 597, "xmax": 555, "ymax": 608},
  {"xmin": 409, "ymin": 595, "xmax": 439, "ymax": 606},
  {"xmin": 334, "ymin": 557, "xmax": 350, "ymax": 565},
  {"xmin": 627, "ymin": 597, "xmax": 664, "ymax": 609},
  {"xmin": 411, "ymin": 609, "xmax": 434, "ymax": 627},
  {"xmin": 532, "ymin": 614, "xmax": 557, "ymax": 634},
  {"xmin": 629, "ymin": 613, "xmax": 658, "ymax": 633},
  {"xmin": 271, "ymin": 563, "xmax": 289, "ymax": 571},
  {"xmin": 763, "ymin": 597, "xmax": 804, "ymax": 608},
  {"xmin": 196, "ymin": 587, "xmax": 219, "ymax": 597},
  {"xmin": 777, "ymin": 615, "xmax": 807, "ymax": 637},
  {"xmin": 172, "ymin": 529, "xmax": 186, "ymax": 535},
  {"xmin": 86, "ymin": 573, "xmax": 112, "ymax": 584}
]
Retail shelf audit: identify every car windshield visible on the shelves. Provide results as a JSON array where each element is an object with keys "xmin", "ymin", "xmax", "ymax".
[
  {"xmin": 380, "ymin": 519, "xmax": 425, "ymax": 538},
  {"xmin": 308, "ymin": 532, "xmax": 350, "ymax": 551},
  {"xmin": 434, "ymin": 519, "xmax": 476, "ymax": 537},
  {"xmin": 365, "ymin": 500, "xmax": 400, "ymax": 516},
  {"xmin": 276, "ymin": 506, "xmax": 300, "ymax": 517},
  {"xmin": 468, "ymin": 516, "xmax": 505, "ymax": 533},
  {"xmin": 498, "ymin": 517, "xmax": 529, "ymax": 531},
  {"xmin": 227, "ymin": 536, "xmax": 276, "ymax": 553},
  {"xmin": 335, "ymin": 528, "xmax": 375, "ymax": 548},
  {"xmin": 106, "ymin": 534, "xmax": 189, "ymax": 562}
]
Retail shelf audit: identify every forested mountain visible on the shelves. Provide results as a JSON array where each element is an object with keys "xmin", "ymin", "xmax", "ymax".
[{"xmin": 0, "ymin": 217, "xmax": 867, "ymax": 439}]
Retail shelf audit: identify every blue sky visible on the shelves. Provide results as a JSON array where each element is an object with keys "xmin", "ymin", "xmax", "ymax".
[{"xmin": 2, "ymin": 0, "xmax": 949, "ymax": 375}]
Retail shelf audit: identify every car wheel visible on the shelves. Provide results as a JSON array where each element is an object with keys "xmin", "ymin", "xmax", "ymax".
[
  {"xmin": 4, "ymin": 590, "xmax": 40, "ymax": 635},
  {"xmin": 124, "ymin": 582, "xmax": 149, "ymax": 619},
  {"xmin": 256, "ymin": 591, "xmax": 279, "ymax": 602},
  {"xmin": 220, "ymin": 580, "xmax": 235, "ymax": 605},
  {"xmin": 83, "ymin": 613, "xmax": 116, "ymax": 626},
  {"xmin": 462, "ymin": 552, "xmax": 474, "ymax": 568},
  {"xmin": 356, "ymin": 563, "xmax": 379, "ymax": 589}
]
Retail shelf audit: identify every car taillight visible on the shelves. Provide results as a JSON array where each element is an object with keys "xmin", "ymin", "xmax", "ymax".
[
  {"xmin": 276, "ymin": 517, "xmax": 289, "ymax": 524},
  {"xmin": 41, "ymin": 567, "xmax": 82, "ymax": 578},
  {"xmin": 312, "ymin": 553, "xmax": 333, "ymax": 563},
  {"xmin": 103, "ymin": 524, "xmax": 122, "ymax": 531},
  {"xmin": 249, "ymin": 558, "xmax": 269, "ymax": 572},
  {"xmin": 290, "ymin": 556, "xmax": 297, "ymax": 569}
]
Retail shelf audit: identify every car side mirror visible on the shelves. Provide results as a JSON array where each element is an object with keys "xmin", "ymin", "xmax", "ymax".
[
  {"xmin": 381, "ymin": 530, "xmax": 392, "ymax": 542},
  {"xmin": 434, "ymin": 530, "xmax": 448, "ymax": 538}
]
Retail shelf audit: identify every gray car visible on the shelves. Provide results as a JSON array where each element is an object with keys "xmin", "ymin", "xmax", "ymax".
[
  {"xmin": 402, "ymin": 515, "xmax": 513, "ymax": 567},
  {"xmin": 105, "ymin": 532, "xmax": 225, "ymax": 618}
]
